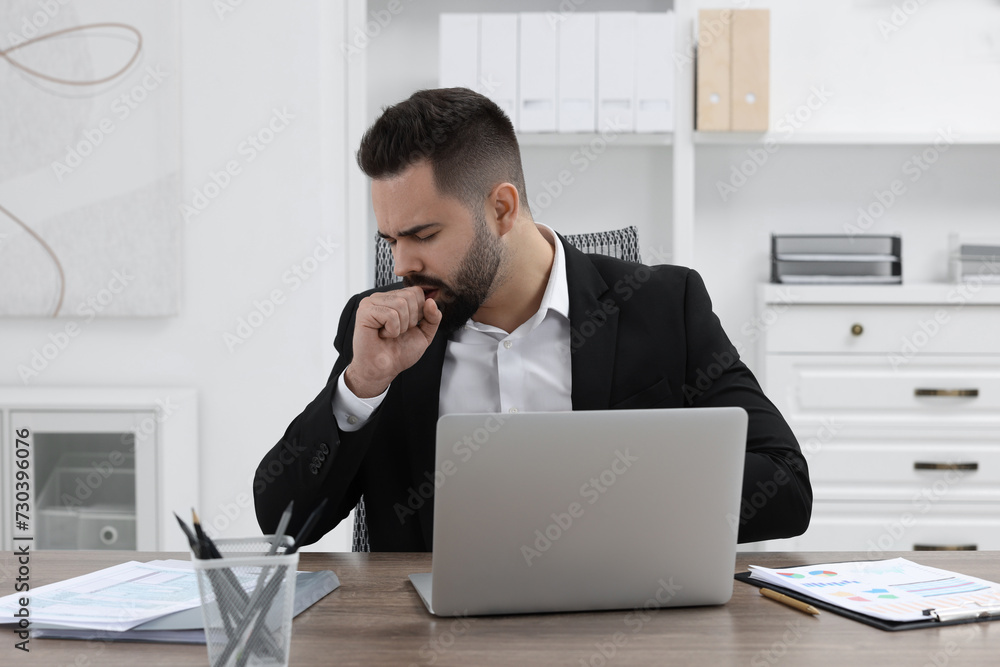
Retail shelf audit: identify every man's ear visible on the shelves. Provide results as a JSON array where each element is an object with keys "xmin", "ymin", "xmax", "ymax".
[{"xmin": 490, "ymin": 182, "xmax": 520, "ymax": 236}]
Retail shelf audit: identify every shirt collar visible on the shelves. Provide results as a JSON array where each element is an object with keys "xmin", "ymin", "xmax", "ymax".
[
  {"xmin": 534, "ymin": 222, "xmax": 570, "ymax": 322},
  {"xmin": 462, "ymin": 222, "xmax": 569, "ymax": 336}
]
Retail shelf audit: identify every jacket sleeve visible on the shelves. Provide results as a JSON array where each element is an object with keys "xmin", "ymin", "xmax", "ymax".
[
  {"xmin": 253, "ymin": 292, "xmax": 381, "ymax": 546},
  {"xmin": 680, "ymin": 269, "xmax": 812, "ymax": 543}
]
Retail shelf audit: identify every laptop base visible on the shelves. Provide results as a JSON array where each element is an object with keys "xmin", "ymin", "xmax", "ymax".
[{"xmin": 409, "ymin": 573, "xmax": 435, "ymax": 614}]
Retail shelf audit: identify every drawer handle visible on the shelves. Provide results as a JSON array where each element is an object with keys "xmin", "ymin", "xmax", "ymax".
[
  {"xmin": 100, "ymin": 525, "xmax": 119, "ymax": 545},
  {"xmin": 913, "ymin": 544, "xmax": 978, "ymax": 551},
  {"xmin": 914, "ymin": 388, "xmax": 979, "ymax": 398},
  {"xmin": 914, "ymin": 462, "xmax": 979, "ymax": 472},
  {"xmin": 850, "ymin": 323, "xmax": 863, "ymax": 336}
]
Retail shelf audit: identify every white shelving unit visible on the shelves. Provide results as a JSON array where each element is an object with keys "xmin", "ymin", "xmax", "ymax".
[{"xmin": 343, "ymin": 0, "xmax": 1000, "ymax": 305}]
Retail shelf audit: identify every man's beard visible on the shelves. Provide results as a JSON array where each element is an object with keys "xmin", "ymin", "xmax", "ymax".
[{"xmin": 403, "ymin": 217, "xmax": 505, "ymax": 336}]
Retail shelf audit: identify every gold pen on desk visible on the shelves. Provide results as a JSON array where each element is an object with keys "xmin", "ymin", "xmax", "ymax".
[{"xmin": 760, "ymin": 588, "xmax": 821, "ymax": 616}]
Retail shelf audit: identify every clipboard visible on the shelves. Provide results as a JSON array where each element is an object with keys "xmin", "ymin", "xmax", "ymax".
[{"xmin": 735, "ymin": 571, "xmax": 1000, "ymax": 632}]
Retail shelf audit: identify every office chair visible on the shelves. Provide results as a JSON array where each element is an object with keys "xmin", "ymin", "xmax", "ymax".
[{"xmin": 352, "ymin": 225, "xmax": 642, "ymax": 551}]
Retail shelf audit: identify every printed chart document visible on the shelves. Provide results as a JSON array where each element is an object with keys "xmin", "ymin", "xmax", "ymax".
[
  {"xmin": 0, "ymin": 560, "xmax": 208, "ymax": 632},
  {"xmin": 0, "ymin": 559, "xmax": 340, "ymax": 641},
  {"xmin": 748, "ymin": 558, "xmax": 1000, "ymax": 623}
]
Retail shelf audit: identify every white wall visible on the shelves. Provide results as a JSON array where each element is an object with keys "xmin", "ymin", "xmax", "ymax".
[{"xmin": 0, "ymin": 1, "xmax": 353, "ymax": 550}]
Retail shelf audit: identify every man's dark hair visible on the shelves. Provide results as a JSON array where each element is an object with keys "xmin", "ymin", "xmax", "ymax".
[{"xmin": 357, "ymin": 87, "xmax": 530, "ymax": 218}]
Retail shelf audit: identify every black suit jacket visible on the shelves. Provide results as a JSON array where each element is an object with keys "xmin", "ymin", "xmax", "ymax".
[{"xmin": 254, "ymin": 238, "xmax": 812, "ymax": 549}]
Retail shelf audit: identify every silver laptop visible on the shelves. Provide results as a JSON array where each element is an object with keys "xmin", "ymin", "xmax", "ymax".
[{"xmin": 409, "ymin": 407, "xmax": 748, "ymax": 616}]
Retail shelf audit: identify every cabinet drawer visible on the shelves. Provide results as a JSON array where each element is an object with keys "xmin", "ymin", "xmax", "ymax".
[
  {"xmin": 756, "ymin": 502, "xmax": 1000, "ymax": 553},
  {"xmin": 765, "ymin": 304, "xmax": 1000, "ymax": 355},
  {"xmin": 804, "ymin": 443, "xmax": 1000, "ymax": 503},
  {"xmin": 769, "ymin": 356, "xmax": 1000, "ymax": 413}
]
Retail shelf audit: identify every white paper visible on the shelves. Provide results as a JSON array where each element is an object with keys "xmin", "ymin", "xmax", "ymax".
[
  {"xmin": 0, "ymin": 560, "xmax": 248, "ymax": 632},
  {"xmin": 749, "ymin": 558, "xmax": 1000, "ymax": 623}
]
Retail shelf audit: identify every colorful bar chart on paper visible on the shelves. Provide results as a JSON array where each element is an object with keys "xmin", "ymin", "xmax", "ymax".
[{"xmin": 748, "ymin": 558, "xmax": 1000, "ymax": 623}]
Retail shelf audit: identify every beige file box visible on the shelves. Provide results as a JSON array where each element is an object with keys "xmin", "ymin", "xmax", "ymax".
[
  {"xmin": 696, "ymin": 9, "xmax": 770, "ymax": 132},
  {"xmin": 696, "ymin": 9, "xmax": 731, "ymax": 131},
  {"xmin": 730, "ymin": 9, "xmax": 770, "ymax": 131}
]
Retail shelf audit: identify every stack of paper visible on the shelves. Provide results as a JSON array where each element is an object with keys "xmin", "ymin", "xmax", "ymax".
[{"xmin": 0, "ymin": 559, "xmax": 338, "ymax": 643}]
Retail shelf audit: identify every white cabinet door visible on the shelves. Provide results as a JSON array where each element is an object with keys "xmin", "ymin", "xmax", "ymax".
[
  {"xmin": 760, "ymin": 326, "xmax": 1000, "ymax": 552},
  {"xmin": 757, "ymin": 502, "xmax": 1000, "ymax": 553},
  {"xmin": 5, "ymin": 411, "xmax": 158, "ymax": 551}
]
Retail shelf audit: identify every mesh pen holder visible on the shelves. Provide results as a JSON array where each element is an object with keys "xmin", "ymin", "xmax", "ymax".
[{"xmin": 191, "ymin": 535, "xmax": 298, "ymax": 667}]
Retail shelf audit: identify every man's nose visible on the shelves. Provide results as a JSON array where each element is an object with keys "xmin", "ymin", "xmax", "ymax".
[{"xmin": 392, "ymin": 242, "xmax": 422, "ymax": 277}]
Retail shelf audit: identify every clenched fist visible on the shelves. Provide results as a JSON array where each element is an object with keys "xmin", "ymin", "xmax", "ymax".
[{"xmin": 344, "ymin": 286, "xmax": 442, "ymax": 398}]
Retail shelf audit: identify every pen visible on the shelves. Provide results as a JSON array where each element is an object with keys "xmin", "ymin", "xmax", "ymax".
[
  {"xmin": 191, "ymin": 509, "xmax": 251, "ymax": 607},
  {"xmin": 270, "ymin": 500, "xmax": 294, "ymax": 555},
  {"xmin": 235, "ymin": 499, "xmax": 293, "ymax": 665},
  {"xmin": 190, "ymin": 510, "xmax": 283, "ymax": 659},
  {"xmin": 218, "ymin": 498, "xmax": 300, "ymax": 667},
  {"xmin": 185, "ymin": 510, "xmax": 241, "ymax": 643},
  {"xmin": 174, "ymin": 512, "xmax": 201, "ymax": 558},
  {"xmin": 192, "ymin": 509, "xmax": 223, "ymax": 559},
  {"xmin": 288, "ymin": 498, "xmax": 328, "ymax": 554},
  {"xmin": 760, "ymin": 588, "xmax": 820, "ymax": 616}
]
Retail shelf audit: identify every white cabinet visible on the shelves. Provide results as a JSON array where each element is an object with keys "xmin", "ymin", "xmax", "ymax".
[
  {"xmin": 757, "ymin": 284, "xmax": 1000, "ymax": 552},
  {"xmin": 0, "ymin": 388, "xmax": 198, "ymax": 551},
  {"xmin": 14, "ymin": 411, "xmax": 157, "ymax": 551}
]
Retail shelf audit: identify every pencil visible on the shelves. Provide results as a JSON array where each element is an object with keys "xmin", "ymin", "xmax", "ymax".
[
  {"xmin": 270, "ymin": 500, "xmax": 294, "ymax": 555},
  {"xmin": 173, "ymin": 512, "xmax": 201, "ymax": 558},
  {"xmin": 288, "ymin": 498, "xmax": 328, "ymax": 554},
  {"xmin": 760, "ymin": 588, "xmax": 821, "ymax": 616}
]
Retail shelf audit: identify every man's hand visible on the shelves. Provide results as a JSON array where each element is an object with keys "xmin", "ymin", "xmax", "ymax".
[{"xmin": 344, "ymin": 286, "xmax": 442, "ymax": 398}]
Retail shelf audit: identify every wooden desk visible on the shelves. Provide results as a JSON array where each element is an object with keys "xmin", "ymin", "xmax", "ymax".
[{"xmin": 5, "ymin": 550, "xmax": 999, "ymax": 666}]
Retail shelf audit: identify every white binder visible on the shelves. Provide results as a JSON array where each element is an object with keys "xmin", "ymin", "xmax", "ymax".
[
  {"xmin": 636, "ymin": 12, "xmax": 674, "ymax": 132},
  {"xmin": 518, "ymin": 13, "xmax": 558, "ymax": 132},
  {"xmin": 480, "ymin": 13, "xmax": 519, "ymax": 128},
  {"xmin": 557, "ymin": 13, "xmax": 597, "ymax": 133},
  {"xmin": 439, "ymin": 14, "xmax": 479, "ymax": 90},
  {"xmin": 597, "ymin": 12, "xmax": 636, "ymax": 132}
]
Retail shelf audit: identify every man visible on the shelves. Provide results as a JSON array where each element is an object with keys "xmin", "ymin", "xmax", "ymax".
[{"xmin": 255, "ymin": 87, "xmax": 811, "ymax": 549}]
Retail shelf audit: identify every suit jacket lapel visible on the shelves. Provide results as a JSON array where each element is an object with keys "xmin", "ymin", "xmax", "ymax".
[
  {"xmin": 397, "ymin": 328, "xmax": 448, "ymax": 550},
  {"xmin": 561, "ymin": 236, "xmax": 619, "ymax": 411}
]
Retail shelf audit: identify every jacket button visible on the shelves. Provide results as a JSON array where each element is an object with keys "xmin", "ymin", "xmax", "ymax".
[{"xmin": 320, "ymin": 443, "xmax": 329, "ymax": 455}]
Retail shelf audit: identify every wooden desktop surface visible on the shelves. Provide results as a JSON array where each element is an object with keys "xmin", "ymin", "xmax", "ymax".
[{"xmin": 5, "ymin": 550, "xmax": 999, "ymax": 666}]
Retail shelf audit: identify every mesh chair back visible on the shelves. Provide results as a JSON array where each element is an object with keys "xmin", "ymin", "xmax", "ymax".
[{"xmin": 353, "ymin": 225, "xmax": 641, "ymax": 551}]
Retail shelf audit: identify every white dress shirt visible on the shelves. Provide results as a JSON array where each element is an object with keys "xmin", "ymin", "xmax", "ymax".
[{"xmin": 332, "ymin": 224, "xmax": 573, "ymax": 431}]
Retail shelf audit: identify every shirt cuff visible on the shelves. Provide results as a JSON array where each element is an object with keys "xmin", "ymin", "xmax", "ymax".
[{"xmin": 332, "ymin": 372, "xmax": 388, "ymax": 432}]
